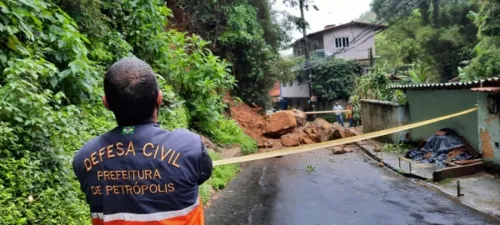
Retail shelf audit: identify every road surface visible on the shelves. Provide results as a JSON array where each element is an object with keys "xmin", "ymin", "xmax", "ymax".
[{"xmin": 205, "ymin": 147, "xmax": 500, "ymax": 225}]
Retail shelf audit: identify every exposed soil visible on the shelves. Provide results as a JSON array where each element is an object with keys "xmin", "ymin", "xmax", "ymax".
[
  {"xmin": 223, "ymin": 95, "xmax": 273, "ymax": 148},
  {"xmin": 224, "ymin": 95, "xmax": 347, "ymax": 151}
]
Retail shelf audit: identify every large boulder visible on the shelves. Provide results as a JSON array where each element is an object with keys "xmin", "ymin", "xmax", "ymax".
[
  {"xmin": 331, "ymin": 129, "xmax": 344, "ymax": 140},
  {"xmin": 264, "ymin": 111, "xmax": 297, "ymax": 138},
  {"xmin": 289, "ymin": 109, "xmax": 307, "ymax": 127},
  {"xmin": 312, "ymin": 118, "xmax": 334, "ymax": 142},
  {"xmin": 299, "ymin": 133, "xmax": 315, "ymax": 144},
  {"xmin": 297, "ymin": 123, "xmax": 319, "ymax": 142},
  {"xmin": 281, "ymin": 133, "xmax": 301, "ymax": 147}
]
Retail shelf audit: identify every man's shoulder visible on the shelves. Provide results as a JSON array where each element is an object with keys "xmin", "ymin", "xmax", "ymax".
[
  {"xmin": 162, "ymin": 128, "xmax": 204, "ymax": 150},
  {"xmin": 168, "ymin": 128, "xmax": 201, "ymax": 141},
  {"xmin": 74, "ymin": 135, "xmax": 102, "ymax": 161}
]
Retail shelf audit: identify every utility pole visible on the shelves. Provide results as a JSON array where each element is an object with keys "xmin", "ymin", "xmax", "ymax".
[
  {"xmin": 299, "ymin": 0, "xmax": 315, "ymax": 114},
  {"xmin": 369, "ymin": 48, "xmax": 374, "ymax": 68}
]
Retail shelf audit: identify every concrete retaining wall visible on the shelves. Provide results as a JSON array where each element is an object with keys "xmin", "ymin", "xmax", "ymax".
[
  {"xmin": 406, "ymin": 90, "xmax": 479, "ymax": 150},
  {"xmin": 360, "ymin": 99, "xmax": 409, "ymax": 143}
]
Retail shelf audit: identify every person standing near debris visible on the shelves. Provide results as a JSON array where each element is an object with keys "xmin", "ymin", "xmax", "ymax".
[
  {"xmin": 346, "ymin": 104, "xmax": 354, "ymax": 127},
  {"xmin": 333, "ymin": 102, "xmax": 344, "ymax": 127},
  {"xmin": 72, "ymin": 57, "xmax": 213, "ymax": 225}
]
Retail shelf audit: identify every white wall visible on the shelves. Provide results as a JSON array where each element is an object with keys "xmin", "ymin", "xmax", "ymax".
[
  {"xmin": 323, "ymin": 26, "xmax": 376, "ymax": 60},
  {"xmin": 281, "ymin": 80, "xmax": 310, "ymax": 98}
]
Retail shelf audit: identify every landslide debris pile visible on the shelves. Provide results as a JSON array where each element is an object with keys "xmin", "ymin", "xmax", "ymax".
[{"xmin": 225, "ymin": 97, "xmax": 342, "ymax": 149}]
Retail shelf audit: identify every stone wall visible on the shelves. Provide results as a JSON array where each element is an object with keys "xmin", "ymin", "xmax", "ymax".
[{"xmin": 360, "ymin": 99, "xmax": 409, "ymax": 143}]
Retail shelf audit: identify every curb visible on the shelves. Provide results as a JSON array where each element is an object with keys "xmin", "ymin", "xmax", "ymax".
[{"xmin": 354, "ymin": 141, "xmax": 428, "ymax": 180}]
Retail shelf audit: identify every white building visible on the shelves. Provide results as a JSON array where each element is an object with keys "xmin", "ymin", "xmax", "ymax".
[{"xmin": 281, "ymin": 21, "xmax": 386, "ymax": 108}]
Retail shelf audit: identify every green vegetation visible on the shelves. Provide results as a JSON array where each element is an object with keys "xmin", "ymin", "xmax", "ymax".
[
  {"xmin": 434, "ymin": 178, "xmax": 453, "ymax": 185},
  {"xmin": 348, "ymin": 95, "xmax": 361, "ymax": 122},
  {"xmin": 461, "ymin": 1, "xmax": 500, "ymax": 81},
  {"xmin": 371, "ymin": 0, "xmax": 500, "ymax": 82},
  {"xmin": 173, "ymin": 0, "xmax": 297, "ymax": 109},
  {"xmin": 306, "ymin": 165, "xmax": 316, "ymax": 174},
  {"xmin": 201, "ymin": 118, "xmax": 257, "ymax": 155},
  {"xmin": 310, "ymin": 59, "xmax": 360, "ymax": 101},
  {"xmin": 375, "ymin": 0, "xmax": 478, "ymax": 82},
  {"xmin": 382, "ymin": 143, "xmax": 411, "ymax": 154},
  {"xmin": 352, "ymin": 66, "xmax": 407, "ymax": 105},
  {"xmin": 199, "ymin": 152, "xmax": 240, "ymax": 204},
  {"xmin": 0, "ymin": 0, "xmax": 261, "ymax": 223}
]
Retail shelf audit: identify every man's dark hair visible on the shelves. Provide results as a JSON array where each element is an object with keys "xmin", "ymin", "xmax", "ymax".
[{"xmin": 104, "ymin": 57, "xmax": 159, "ymax": 126}]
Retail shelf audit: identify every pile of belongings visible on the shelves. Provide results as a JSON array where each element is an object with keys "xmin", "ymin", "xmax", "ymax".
[{"xmin": 405, "ymin": 128, "xmax": 479, "ymax": 166}]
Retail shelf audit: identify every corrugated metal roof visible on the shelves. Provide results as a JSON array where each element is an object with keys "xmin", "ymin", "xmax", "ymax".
[
  {"xmin": 390, "ymin": 76, "xmax": 500, "ymax": 90},
  {"xmin": 470, "ymin": 87, "xmax": 500, "ymax": 92}
]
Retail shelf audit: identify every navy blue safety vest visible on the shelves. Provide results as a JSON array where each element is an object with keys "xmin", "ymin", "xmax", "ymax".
[{"xmin": 73, "ymin": 123, "xmax": 212, "ymax": 225}]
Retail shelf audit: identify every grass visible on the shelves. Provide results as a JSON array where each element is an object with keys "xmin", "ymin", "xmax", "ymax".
[
  {"xmin": 395, "ymin": 168, "xmax": 405, "ymax": 174},
  {"xmin": 382, "ymin": 143, "xmax": 411, "ymax": 154},
  {"xmin": 199, "ymin": 151, "xmax": 240, "ymax": 204},
  {"xmin": 434, "ymin": 178, "xmax": 453, "ymax": 185},
  {"xmin": 206, "ymin": 118, "xmax": 258, "ymax": 155}
]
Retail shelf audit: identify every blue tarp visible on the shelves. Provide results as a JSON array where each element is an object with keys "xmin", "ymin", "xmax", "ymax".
[{"xmin": 405, "ymin": 129, "xmax": 472, "ymax": 166}]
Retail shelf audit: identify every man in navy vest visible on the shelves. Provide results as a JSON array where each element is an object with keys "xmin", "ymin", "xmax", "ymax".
[{"xmin": 73, "ymin": 57, "xmax": 213, "ymax": 225}]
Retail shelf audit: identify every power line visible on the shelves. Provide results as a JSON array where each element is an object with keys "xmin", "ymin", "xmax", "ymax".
[
  {"xmin": 339, "ymin": 0, "xmax": 426, "ymax": 55},
  {"xmin": 329, "ymin": 0, "xmax": 423, "ymax": 58},
  {"xmin": 299, "ymin": 0, "xmax": 427, "ymax": 71},
  {"xmin": 347, "ymin": 0, "xmax": 409, "ymax": 45}
]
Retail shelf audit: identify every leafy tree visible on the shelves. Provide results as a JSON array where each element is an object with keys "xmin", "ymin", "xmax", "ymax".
[
  {"xmin": 352, "ymin": 66, "xmax": 406, "ymax": 105},
  {"xmin": 173, "ymin": 0, "xmax": 293, "ymax": 109},
  {"xmin": 0, "ymin": 0, "xmax": 256, "ymax": 224},
  {"xmin": 374, "ymin": 0, "xmax": 478, "ymax": 82},
  {"xmin": 462, "ymin": 0, "xmax": 500, "ymax": 80},
  {"xmin": 310, "ymin": 59, "xmax": 360, "ymax": 101},
  {"xmin": 281, "ymin": 0, "xmax": 319, "ymax": 31}
]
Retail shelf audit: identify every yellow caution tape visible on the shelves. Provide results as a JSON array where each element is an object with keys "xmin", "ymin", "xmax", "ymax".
[
  {"xmin": 304, "ymin": 110, "xmax": 351, "ymax": 115},
  {"xmin": 214, "ymin": 107, "xmax": 477, "ymax": 166}
]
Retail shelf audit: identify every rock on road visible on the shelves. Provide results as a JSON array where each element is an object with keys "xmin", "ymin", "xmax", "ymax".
[{"xmin": 205, "ymin": 148, "xmax": 500, "ymax": 225}]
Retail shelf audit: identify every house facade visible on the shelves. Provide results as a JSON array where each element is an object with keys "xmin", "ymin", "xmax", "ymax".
[{"xmin": 282, "ymin": 21, "xmax": 385, "ymax": 104}]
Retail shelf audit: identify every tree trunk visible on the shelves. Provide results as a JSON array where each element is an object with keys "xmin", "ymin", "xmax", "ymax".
[
  {"xmin": 432, "ymin": 0, "xmax": 440, "ymax": 27},
  {"xmin": 419, "ymin": 0, "xmax": 430, "ymax": 25}
]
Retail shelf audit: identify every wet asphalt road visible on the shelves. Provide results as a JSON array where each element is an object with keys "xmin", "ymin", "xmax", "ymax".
[{"xmin": 205, "ymin": 148, "xmax": 500, "ymax": 225}]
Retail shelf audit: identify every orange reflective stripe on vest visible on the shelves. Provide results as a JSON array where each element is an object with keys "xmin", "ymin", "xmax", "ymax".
[{"xmin": 91, "ymin": 198, "xmax": 204, "ymax": 225}]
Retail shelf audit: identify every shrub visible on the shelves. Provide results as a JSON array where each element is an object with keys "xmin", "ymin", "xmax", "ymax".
[
  {"xmin": 310, "ymin": 59, "xmax": 360, "ymax": 101},
  {"xmin": 352, "ymin": 66, "xmax": 407, "ymax": 105},
  {"xmin": 157, "ymin": 83, "xmax": 191, "ymax": 130},
  {"xmin": 0, "ymin": 1, "xmax": 254, "ymax": 223},
  {"xmin": 199, "ymin": 152, "xmax": 240, "ymax": 204},
  {"xmin": 201, "ymin": 117, "xmax": 257, "ymax": 155}
]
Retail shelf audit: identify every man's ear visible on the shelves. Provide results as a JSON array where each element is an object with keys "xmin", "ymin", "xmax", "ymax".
[
  {"xmin": 102, "ymin": 96, "xmax": 111, "ymax": 110},
  {"xmin": 157, "ymin": 90, "xmax": 163, "ymax": 108}
]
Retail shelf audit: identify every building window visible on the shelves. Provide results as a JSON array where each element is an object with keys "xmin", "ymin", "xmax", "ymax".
[{"xmin": 335, "ymin": 37, "xmax": 349, "ymax": 48}]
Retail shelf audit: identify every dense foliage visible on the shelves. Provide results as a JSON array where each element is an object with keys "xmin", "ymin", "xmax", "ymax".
[
  {"xmin": 461, "ymin": 0, "xmax": 500, "ymax": 80},
  {"xmin": 0, "ymin": 0, "xmax": 256, "ymax": 223},
  {"xmin": 352, "ymin": 66, "xmax": 407, "ymax": 105},
  {"xmin": 310, "ymin": 59, "xmax": 360, "ymax": 100},
  {"xmin": 199, "ymin": 152, "xmax": 239, "ymax": 204},
  {"xmin": 373, "ymin": 0, "xmax": 500, "ymax": 82},
  {"xmin": 173, "ymin": 0, "xmax": 296, "ymax": 109},
  {"xmin": 374, "ymin": 0, "xmax": 478, "ymax": 82}
]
